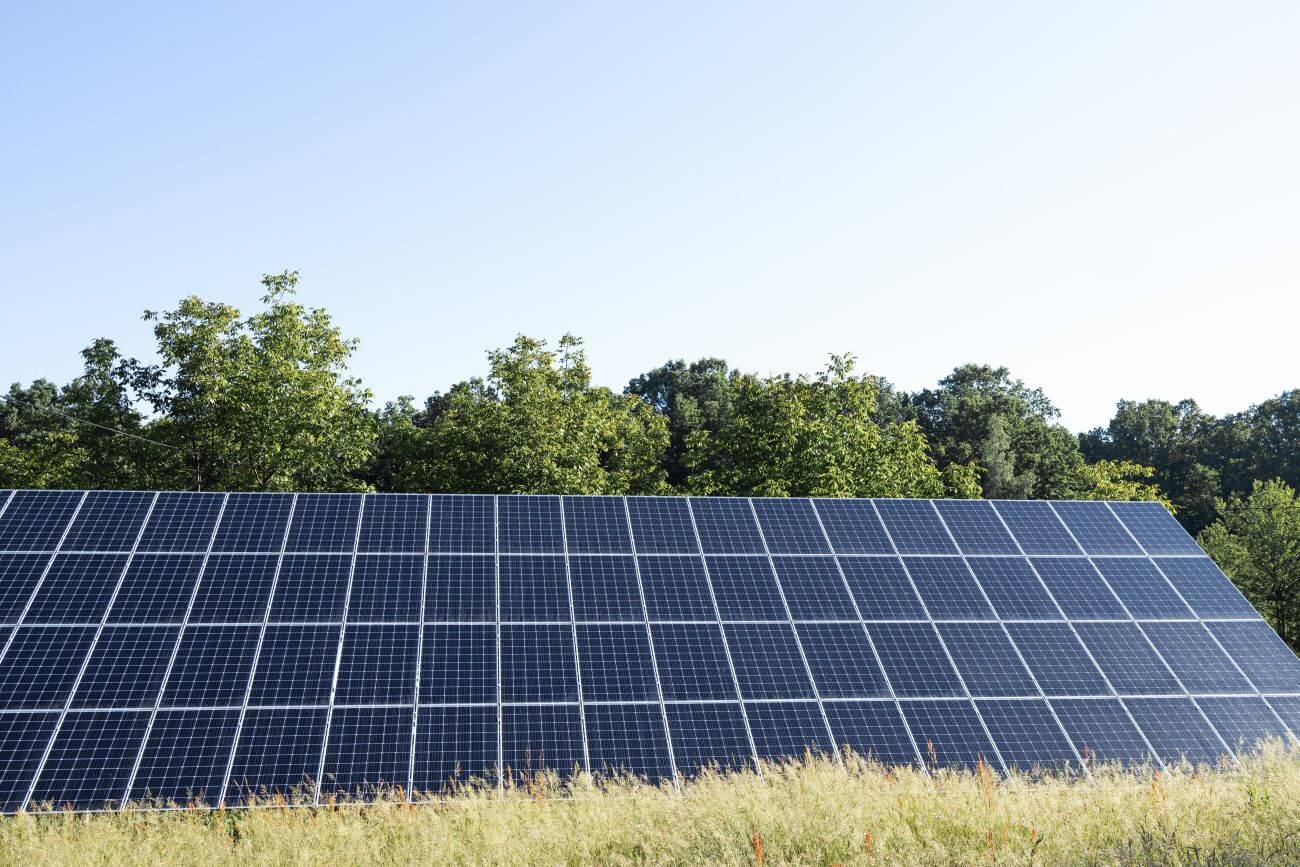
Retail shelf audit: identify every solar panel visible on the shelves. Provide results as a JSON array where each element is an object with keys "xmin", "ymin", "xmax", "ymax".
[{"xmin": 0, "ymin": 491, "xmax": 1295, "ymax": 812}]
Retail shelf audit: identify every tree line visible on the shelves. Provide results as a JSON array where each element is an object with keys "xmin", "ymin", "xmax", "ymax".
[{"xmin": 3, "ymin": 273, "xmax": 1299, "ymax": 646}]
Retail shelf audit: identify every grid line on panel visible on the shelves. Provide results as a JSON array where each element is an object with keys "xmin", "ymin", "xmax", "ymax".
[
  {"xmin": 120, "ymin": 493, "xmax": 231, "ymax": 807},
  {"xmin": 869, "ymin": 500, "xmax": 1007, "ymax": 775},
  {"xmin": 927, "ymin": 501, "xmax": 1088, "ymax": 775},
  {"xmin": 1101, "ymin": 502, "xmax": 1296, "ymax": 743},
  {"xmin": 555, "ymin": 497, "xmax": 592, "ymax": 777},
  {"xmin": 986, "ymin": 502, "xmax": 1164, "ymax": 769},
  {"xmin": 806, "ymin": 501, "xmax": 926, "ymax": 771},
  {"xmin": 313, "ymin": 497, "xmax": 367, "ymax": 804},
  {"xmin": 407, "ymin": 495, "xmax": 431, "ymax": 800},
  {"xmin": 21, "ymin": 491, "xmax": 159, "ymax": 812},
  {"xmin": 0, "ymin": 492, "xmax": 89, "ymax": 667},
  {"xmin": 0, "ymin": 491, "xmax": 14, "ymax": 523},
  {"xmin": 621, "ymin": 498, "xmax": 680, "ymax": 787},
  {"xmin": 494, "ymin": 497, "xmax": 504, "ymax": 793},
  {"xmin": 747, "ymin": 499, "xmax": 841, "ymax": 767},
  {"xmin": 683, "ymin": 499, "xmax": 761, "ymax": 774},
  {"xmin": 217, "ymin": 494, "xmax": 299, "ymax": 807}
]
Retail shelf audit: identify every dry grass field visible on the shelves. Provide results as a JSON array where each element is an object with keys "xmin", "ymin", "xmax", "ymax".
[{"xmin": 3, "ymin": 745, "xmax": 1300, "ymax": 865}]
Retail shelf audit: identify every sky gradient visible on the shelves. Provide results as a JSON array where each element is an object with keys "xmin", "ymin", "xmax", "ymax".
[{"xmin": 3, "ymin": 2, "xmax": 1298, "ymax": 432}]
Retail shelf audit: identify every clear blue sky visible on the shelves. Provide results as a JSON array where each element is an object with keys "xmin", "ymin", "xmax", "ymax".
[{"xmin": 3, "ymin": 2, "xmax": 1298, "ymax": 432}]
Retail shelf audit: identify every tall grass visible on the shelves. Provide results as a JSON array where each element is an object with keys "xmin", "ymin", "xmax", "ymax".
[{"xmin": 5, "ymin": 746, "xmax": 1300, "ymax": 865}]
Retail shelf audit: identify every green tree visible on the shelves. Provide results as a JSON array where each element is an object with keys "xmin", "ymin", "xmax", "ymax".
[
  {"xmin": 401, "ymin": 334, "xmax": 669, "ymax": 494},
  {"xmin": 626, "ymin": 358, "xmax": 738, "ymax": 488},
  {"xmin": 126, "ymin": 271, "xmax": 376, "ymax": 491},
  {"xmin": 1071, "ymin": 459, "xmax": 1169, "ymax": 505},
  {"xmin": 1199, "ymin": 480, "xmax": 1300, "ymax": 648},
  {"xmin": 683, "ymin": 354, "xmax": 973, "ymax": 498}
]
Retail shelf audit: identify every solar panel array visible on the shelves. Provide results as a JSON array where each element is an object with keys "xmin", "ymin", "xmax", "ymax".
[{"xmin": 0, "ymin": 490, "xmax": 1297, "ymax": 812}]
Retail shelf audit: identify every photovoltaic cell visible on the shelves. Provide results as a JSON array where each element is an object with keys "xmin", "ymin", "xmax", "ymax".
[
  {"xmin": 335, "ymin": 624, "xmax": 418, "ymax": 705},
  {"xmin": 874, "ymin": 500, "xmax": 957, "ymax": 554},
  {"xmin": 1208, "ymin": 621, "xmax": 1300, "ymax": 692},
  {"xmin": 501, "ymin": 704, "xmax": 584, "ymax": 781},
  {"xmin": 0, "ymin": 490, "xmax": 83, "ymax": 551},
  {"xmin": 225, "ymin": 707, "xmax": 327, "ymax": 805},
  {"xmin": 976, "ymin": 699, "xmax": 1078, "ymax": 772},
  {"xmin": 498, "ymin": 496, "xmax": 562, "ymax": 554},
  {"xmin": 414, "ymin": 705, "xmax": 497, "ymax": 794},
  {"xmin": 1124, "ymin": 698, "xmax": 1227, "ymax": 767},
  {"xmin": 28, "ymin": 710, "xmax": 151, "ymax": 811},
  {"xmin": 425, "ymin": 556, "xmax": 494, "ymax": 622},
  {"xmin": 1073, "ymin": 622, "xmax": 1181, "ymax": 696},
  {"xmin": 751, "ymin": 499, "xmax": 830, "ymax": 554},
  {"xmin": 904, "ymin": 557, "xmax": 994, "ymax": 620},
  {"xmin": 500, "ymin": 625, "xmax": 578, "ymax": 703},
  {"xmin": 937, "ymin": 623, "xmax": 1037, "ymax": 697},
  {"xmin": 637, "ymin": 556, "xmax": 715, "ymax": 621},
  {"xmin": 428, "ymin": 495, "xmax": 493, "ymax": 553},
  {"xmin": 584, "ymin": 703, "xmax": 674, "ymax": 783},
  {"xmin": 0, "ymin": 712, "xmax": 59, "ymax": 811},
  {"xmin": 188, "ymin": 555, "xmax": 277, "ymax": 623},
  {"xmin": 420, "ymin": 624, "xmax": 496, "ymax": 704},
  {"xmin": 690, "ymin": 498, "xmax": 764, "ymax": 554},
  {"xmin": 796, "ymin": 622, "xmax": 889, "ymax": 698},
  {"xmin": 1051, "ymin": 698, "xmax": 1154, "ymax": 766},
  {"xmin": 321, "ymin": 706, "xmax": 413, "ymax": 797},
  {"xmin": 499, "ymin": 556, "xmax": 569, "ymax": 622},
  {"xmin": 724, "ymin": 622, "xmax": 815, "ymax": 699},
  {"xmin": 868, "ymin": 623, "xmax": 964, "ymax": 698},
  {"xmin": 1196, "ymin": 697, "xmax": 1290, "ymax": 756},
  {"xmin": 247, "ymin": 625, "xmax": 342, "ymax": 705},
  {"xmin": 706, "ymin": 557, "xmax": 786, "ymax": 621},
  {"xmin": 347, "ymin": 555, "xmax": 423, "ymax": 622},
  {"xmin": 1051, "ymin": 501, "xmax": 1142, "ymax": 555},
  {"xmin": 576, "ymin": 623, "xmax": 658, "ymax": 702},
  {"xmin": 626, "ymin": 497, "xmax": 697, "ymax": 554},
  {"xmin": 569, "ymin": 557, "xmax": 643, "ymax": 621},
  {"xmin": 1110, "ymin": 501, "xmax": 1203, "ymax": 554},
  {"xmin": 1155, "ymin": 557, "xmax": 1260, "ymax": 618},
  {"xmin": 1141, "ymin": 622, "xmax": 1252, "ymax": 693},
  {"xmin": 284, "ymin": 493, "xmax": 360, "ymax": 553},
  {"xmin": 991, "ymin": 501, "xmax": 1080, "ymax": 555},
  {"xmin": 25, "ymin": 554, "xmax": 128, "ymax": 624},
  {"xmin": 965, "ymin": 558, "xmax": 1060, "ymax": 619},
  {"xmin": 839, "ymin": 558, "xmax": 926, "ymax": 619},
  {"xmin": 1032, "ymin": 558, "xmax": 1125, "ymax": 619},
  {"xmin": 137, "ymin": 491, "xmax": 224, "ymax": 552},
  {"xmin": 813, "ymin": 499, "xmax": 893, "ymax": 553},
  {"xmin": 61, "ymin": 491, "xmax": 153, "ymax": 552},
  {"xmin": 130, "ymin": 709, "xmax": 240, "ymax": 806},
  {"xmin": 357, "ymin": 494, "xmax": 427, "ymax": 554},
  {"xmin": 901, "ymin": 700, "xmax": 998, "ymax": 771},
  {"xmin": 1006, "ymin": 623, "xmax": 1110, "ymax": 697},
  {"xmin": 0, "ymin": 554, "xmax": 52, "ymax": 621},
  {"xmin": 161, "ymin": 625, "xmax": 260, "ymax": 706},
  {"xmin": 664, "ymin": 702, "xmax": 754, "ymax": 776},
  {"xmin": 72, "ymin": 625, "xmax": 178, "ymax": 708},
  {"xmin": 771, "ymin": 557, "xmax": 857, "ymax": 620},
  {"xmin": 745, "ymin": 701, "xmax": 832, "ymax": 761},
  {"xmin": 563, "ymin": 496, "xmax": 632, "ymax": 554},
  {"xmin": 0, "ymin": 627, "xmax": 98, "ymax": 708},
  {"xmin": 651, "ymin": 623, "xmax": 737, "ymax": 701},
  {"xmin": 212, "ymin": 494, "xmax": 293, "ymax": 553},
  {"xmin": 934, "ymin": 500, "xmax": 1019, "ymax": 554},
  {"xmin": 1090, "ymin": 558, "xmax": 1190, "ymax": 619},
  {"xmin": 822, "ymin": 701, "xmax": 919, "ymax": 766},
  {"xmin": 108, "ymin": 554, "xmax": 204, "ymax": 623}
]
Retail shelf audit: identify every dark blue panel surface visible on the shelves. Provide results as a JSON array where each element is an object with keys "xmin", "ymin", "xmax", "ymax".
[
  {"xmin": 690, "ymin": 498, "xmax": 764, "ymax": 554},
  {"xmin": 638, "ymin": 556, "xmax": 715, "ymax": 621},
  {"xmin": 225, "ymin": 707, "xmax": 327, "ymax": 805},
  {"xmin": 499, "ymin": 556, "xmax": 569, "ymax": 622},
  {"xmin": 425, "ymin": 555, "xmax": 494, "ymax": 622},
  {"xmin": 1197, "ymin": 697, "xmax": 1290, "ymax": 757},
  {"xmin": 25, "ymin": 554, "xmax": 128, "ymax": 624},
  {"xmin": 1091, "ymin": 558, "xmax": 1191, "ymax": 619},
  {"xmin": 796, "ymin": 622, "xmax": 889, "ymax": 698},
  {"xmin": 336, "ymin": 624, "xmax": 418, "ymax": 705},
  {"xmin": 584, "ymin": 703, "xmax": 674, "ymax": 783},
  {"xmin": 771, "ymin": 557, "xmax": 857, "ymax": 620},
  {"xmin": 1006, "ymin": 623, "xmax": 1110, "ymax": 696},
  {"xmin": 357, "ymin": 494, "xmax": 427, "ymax": 553},
  {"xmin": 502, "ymin": 704, "xmax": 584, "ymax": 781},
  {"xmin": 706, "ymin": 557, "xmax": 786, "ymax": 621},
  {"xmin": 977, "ymin": 699, "xmax": 1078, "ymax": 772},
  {"xmin": 966, "ymin": 558, "xmax": 1060, "ymax": 619},
  {"xmin": 1269, "ymin": 696, "xmax": 1300, "ymax": 734},
  {"xmin": 0, "ymin": 490, "xmax": 83, "ymax": 551},
  {"xmin": 576, "ymin": 623, "xmax": 658, "ymax": 702},
  {"xmin": 108, "ymin": 554, "xmax": 204, "ymax": 623},
  {"xmin": 1110, "ymin": 501, "xmax": 1203, "ymax": 554},
  {"xmin": 725, "ymin": 622, "xmax": 814, "ymax": 699},
  {"xmin": 188, "ymin": 555, "xmax": 277, "ymax": 623},
  {"xmin": 874, "ymin": 500, "xmax": 957, "ymax": 554},
  {"xmin": 868, "ymin": 623, "xmax": 964, "ymax": 697},
  {"xmin": 745, "ymin": 701, "xmax": 832, "ymax": 761},
  {"xmin": 1032, "ymin": 558, "xmax": 1125, "ymax": 619},
  {"xmin": 0, "ymin": 712, "xmax": 59, "ymax": 811},
  {"xmin": 269, "ymin": 554, "xmax": 351, "ymax": 621},
  {"xmin": 626, "ymin": 497, "xmax": 698, "ymax": 554},
  {"xmin": 1052, "ymin": 699, "xmax": 1154, "ymax": 766},
  {"xmin": 652, "ymin": 622, "xmax": 737, "ymax": 701},
  {"xmin": 1074, "ymin": 622, "xmax": 1181, "ymax": 696},
  {"xmin": 822, "ymin": 701, "xmax": 919, "ymax": 766},
  {"xmin": 991, "ymin": 501, "xmax": 1080, "ymax": 555},
  {"xmin": 903, "ymin": 557, "xmax": 994, "ymax": 620},
  {"xmin": 570, "ymin": 556, "xmax": 643, "ymax": 621},
  {"xmin": 901, "ymin": 700, "xmax": 998, "ymax": 771},
  {"xmin": 1141, "ymin": 622, "xmax": 1252, "ymax": 693},
  {"xmin": 498, "ymin": 496, "xmax": 563, "ymax": 553},
  {"xmin": 420, "ymin": 625, "xmax": 496, "ymax": 704},
  {"xmin": 285, "ymin": 493, "xmax": 361, "ymax": 553},
  {"xmin": 752, "ymin": 499, "xmax": 831, "ymax": 554},
  {"xmin": 137, "ymin": 492, "xmax": 224, "ymax": 552},
  {"xmin": 563, "ymin": 496, "xmax": 632, "ymax": 554},
  {"xmin": 1052, "ymin": 501, "xmax": 1141, "ymax": 554},
  {"xmin": 839, "ymin": 558, "xmax": 926, "ymax": 619},
  {"xmin": 664, "ymin": 702, "xmax": 754, "ymax": 775},
  {"xmin": 62, "ymin": 491, "xmax": 154, "ymax": 552},
  {"xmin": 347, "ymin": 555, "xmax": 423, "ymax": 622},
  {"xmin": 28, "ymin": 710, "xmax": 150, "ymax": 811},
  {"xmin": 500, "ymin": 624, "xmax": 577, "ymax": 702},
  {"xmin": 0, "ymin": 554, "xmax": 51, "ymax": 622},
  {"xmin": 1124, "ymin": 698, "xmax": 1228, "ymax": 767},
  {"xmin": 1209, "ymin": 621, "xmax": 1300, "ymax": 693},
  {"xmin": 248, "ymin": 625, "xmax": 341, "ymax": 705},
  {"xmin": 72, "ymin": 626, "xmax": 178, "ymax": 708},
  {"xmin": 130, "ymin": 709, "xmax": 240, "ymax": 806},
  {"xmin": 934, "ymin": 500, "xmax": 1019, "ymax": 554},
  {"xmin": 937, "ymin": 623, "xmax": 1037, "ymax": 697},
  {"xmin": 160, "ymin": 625, "xmax": 259, "ymax": 706},
  {"xmin": 0, "ymin": 627, "xmax": 97, "ymax": 708},
  {"xmin": 1155, "ymin": 558, "xmax": 1259, "ymax": 618},
  {"xmin": 212, "ymin": 493, "xmax": 294, "ymax": 553},
  {"xmin": 321, "ymin": 706, "xmax": 413, "ymax": 797},
  {"xmin": 414, "ymin": 705, "xmax": 498, "ymax": 794},
  {"xmin": 428, "ymin": 495, "xmax": 494, "ymax": 553},
  {"xmin": 813, "ymin": 499, "xmax": 893, "ymax": 554}
]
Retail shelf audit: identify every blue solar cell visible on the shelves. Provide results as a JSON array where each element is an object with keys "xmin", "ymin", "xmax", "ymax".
[
  {"xmin": 137, "ymin": 492, "xmax": 224, "ymax": 552},
  {"xmin": 725, "ymin": 622, "xmax": 815, "ymax": 699},
  {"xmin": 874, "ymin": 500, "xmax": 957, "ymax": 554},
  {"xmin": 502, "ymin": 704, "xmax": 584, "ymax": 781},
  {"xmin": 822, "ymin": 701, "xmax": 919, "ymax": 766},
  {"xmin": 867, "ymin": 623, "xmax": 964, "ymax": 697},
  {"xmin": 500, "ymin": 555, "xmax": 570, "ymax": 622},
  {"xmin": 1141, "ymin": 622, "xmax": 1252, "ymax": 693},
  {"xmin": 24, "ymin": 554, "xmax": 127, "ymax": 624},
  {"xmin": 966, "ymin": 558, "xmax": 1060, "ymax": 619},
  {"xmin": 584, "ymin": 703, "xmax": 674, "ymax": 783},
  {"xmin": 651, "ymin": 622, "xmax": 737, "ymax": 701},
  {"xmin": 1052, "ymin": 699, "xmax": 1154, "ymax": 767},
  {"xmin": 812, "ymin": 499, "xmax": 893, "ymax": 554},
  {"xmin": 321, "ymin": 706, "xmax": 412, "ymax": 798},
  {"xmin": 347, "ymin": 555, "xmax": 423, "ymax": 622},
  {"xmin": 901, "ymin": 700, "xmax": 998, "ymax": 771},
  {"xmin": 498, "ymin": 496, "xmax": 563, "ymax": 554},
  {"xmin": 72, "ymin": 626, "xmax": 178, "ymax": 708},
  {"xmin": 425, "ymin": 555, "xmax": 494, "ymax": 622},
  {"xmin": 414, "ymin": 705, "xmax": 497, "ymax": 794},
  {"xmin": 1091, "ymin": 558, "xmax": 1191, "ymax": 619},
  {"xmin": 187, "ymin": 555, "xmax": 277, "ymax": 623},
  {"xmin": 0, "ymin": 554, "xmax": 51, "ymax": 622},
  {"xmin": 751, "ymin": 499, "xmax": 830, "ymax": 554},
  {"xmin": 706, "ymin": 557, "xmax": 786, "ymax": 621},
  {"xmin": 130, "ymin": 708, "xmax": 241, "ymax": 806},
  {"xmin": 903, "ymin": 557, "xmax": 994, "ymax": 620},
  {"xmin": 500, "ymin": 624, "xmax": 578, "ymax": 703},
  {"xmin": 771, "ymin": 557, "xmax": 857, "ymax": 620},
  {"xmin": 1110, "ymin": 501, "xmax": 1202, "ymax": 555},
  {"xmin": 28, "ymin": 710, "xmax": 150, "ymax": 811},
  {"xmin": 1051, "ymin": 501, "xmax": 1142, "ymax": 554},
  {"xmin": 225, "ymin": 707, "xmax": 327, "ymax": 805},
  {"xmin": 576, "ymin": 623, "xmax": 658, "ymax": 701},
  {"xmin": 285, "ymin": 494, "xmax": 361, "ymax": 552},
  {"xmin": 420, "ymin": 625, "xmax": 496, "ymax": 703},
  {"xmin": 690, "ymin": 498, "xmax": 765, "ymax": 554},
  {"xmin": 269, "ymin": 555, "xmax": 352, "ymax": 621},
  {"xmin": 745, "ymin": 701, "xmax": 832, "ymax": 762},
  {"xmin": 428, "ymin": 495, "xmax": 494, "ymax": 553},
  {"xmin": 570, "ymin": 556, "xmax": 642, "ymax": 621},
  {"xmin": 934, "ymin": 501, "xmax": 1019, "ymax": 554},
  {"xmin": 1197, "ymin": 697, "xmax": 1290, "ymax": 757},
  {"xmin": 626, "ymin": 497, "xmax": 698, "ymax": 554},
  {"xmin": 638, "ymin": 556, "xmax": 715, "ymax": 621},
  {"xmin": 1005, "ymin": 623, "xmax": 1111, "ymax": 696},
  {"xmin": 0, "ymin": 490, "xmax": 83, "ymax": 551},
  {"xmin": 664, "ymin": 702, "xmax": 754, "ymax": 776},
  {"xmin": 0, "ymin": 627, "xmax": 97, "ymax": 709},
  {"xmin": 1125, "ymin": 698, "xmax": 1228, "ymax": 767},
  {"xmin": 976, "ymin": 699, "xmax": 1078, "ymax": 773},
  {"xmin": 937, "ymin": 623, "xmax": 1037, "ymax": 697},
  {"xmin": 212, "ymin": 493, "xmax": 294, "ymax": 553},
  {"xmin": 1208, "ymin": 621, "xmax": 1300, "ymax": 693},
  {"xmin": 0, "ymin": 712, "xmax": 59, "ymax": 811},
  {"xmin": 160, "ymin": 625, "xmax": 259, "ymax": 706},
  {"xmin": 796, "ymin": 622, "xmax": 889, "ymax": 698},
  {"xmin": 1155, "ymin": 557, "xmax": 1259, "ymax": 618},
  {"xmin": 1264, "ymin": 696, "xmax": 1300, "ymax": 737},
  {"xmin": 248, "ymin": 625, "xmax": 341, "ymax": 705},
  {"xmin": 357, "ymin": 494, "xmax": 427, "ymax": 553},
  {"xmin": 335, "ymin": 624, "xmax": 418, "ymax": 705},
  {"xmin": 61, "ymin": 491, "xmax": 154, "ymax": 552},
  {"xmin": 991, "ymin": 501, "xmax": 1080, "ymax": 555},
  {"xmin": 563, "ymin": 497, "xmax": 632, "ymax": 554},
  {"xmin": 1074, "ymin": 622, "xmax": 1181, "ymax": 696},
  {"xmin": 839, "ymin": 558, "xmax": 926, "ymax": 619},
  {"xmin": 108, "ymin": 554, "xmax": 204, "ymax": 623},
  {"xmin": 1031, "ymin": 558, "xmax": 1125, "ymax": 619}
]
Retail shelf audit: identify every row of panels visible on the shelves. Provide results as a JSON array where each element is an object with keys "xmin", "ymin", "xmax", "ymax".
[
  {"xmin": 3, "ymin": 695, "xmax": 1298, "ymax": 812},
  {"xmin": 3, "ymin": 618, "xmax": 1299, "ymax": 711},
  {"xmin": 0, "ymin": 552, "xmax": 1259, "ymax": 625},
  {"xmin": 0, "ymin": 491, "xmax": 1203, "ymax": 556}
]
